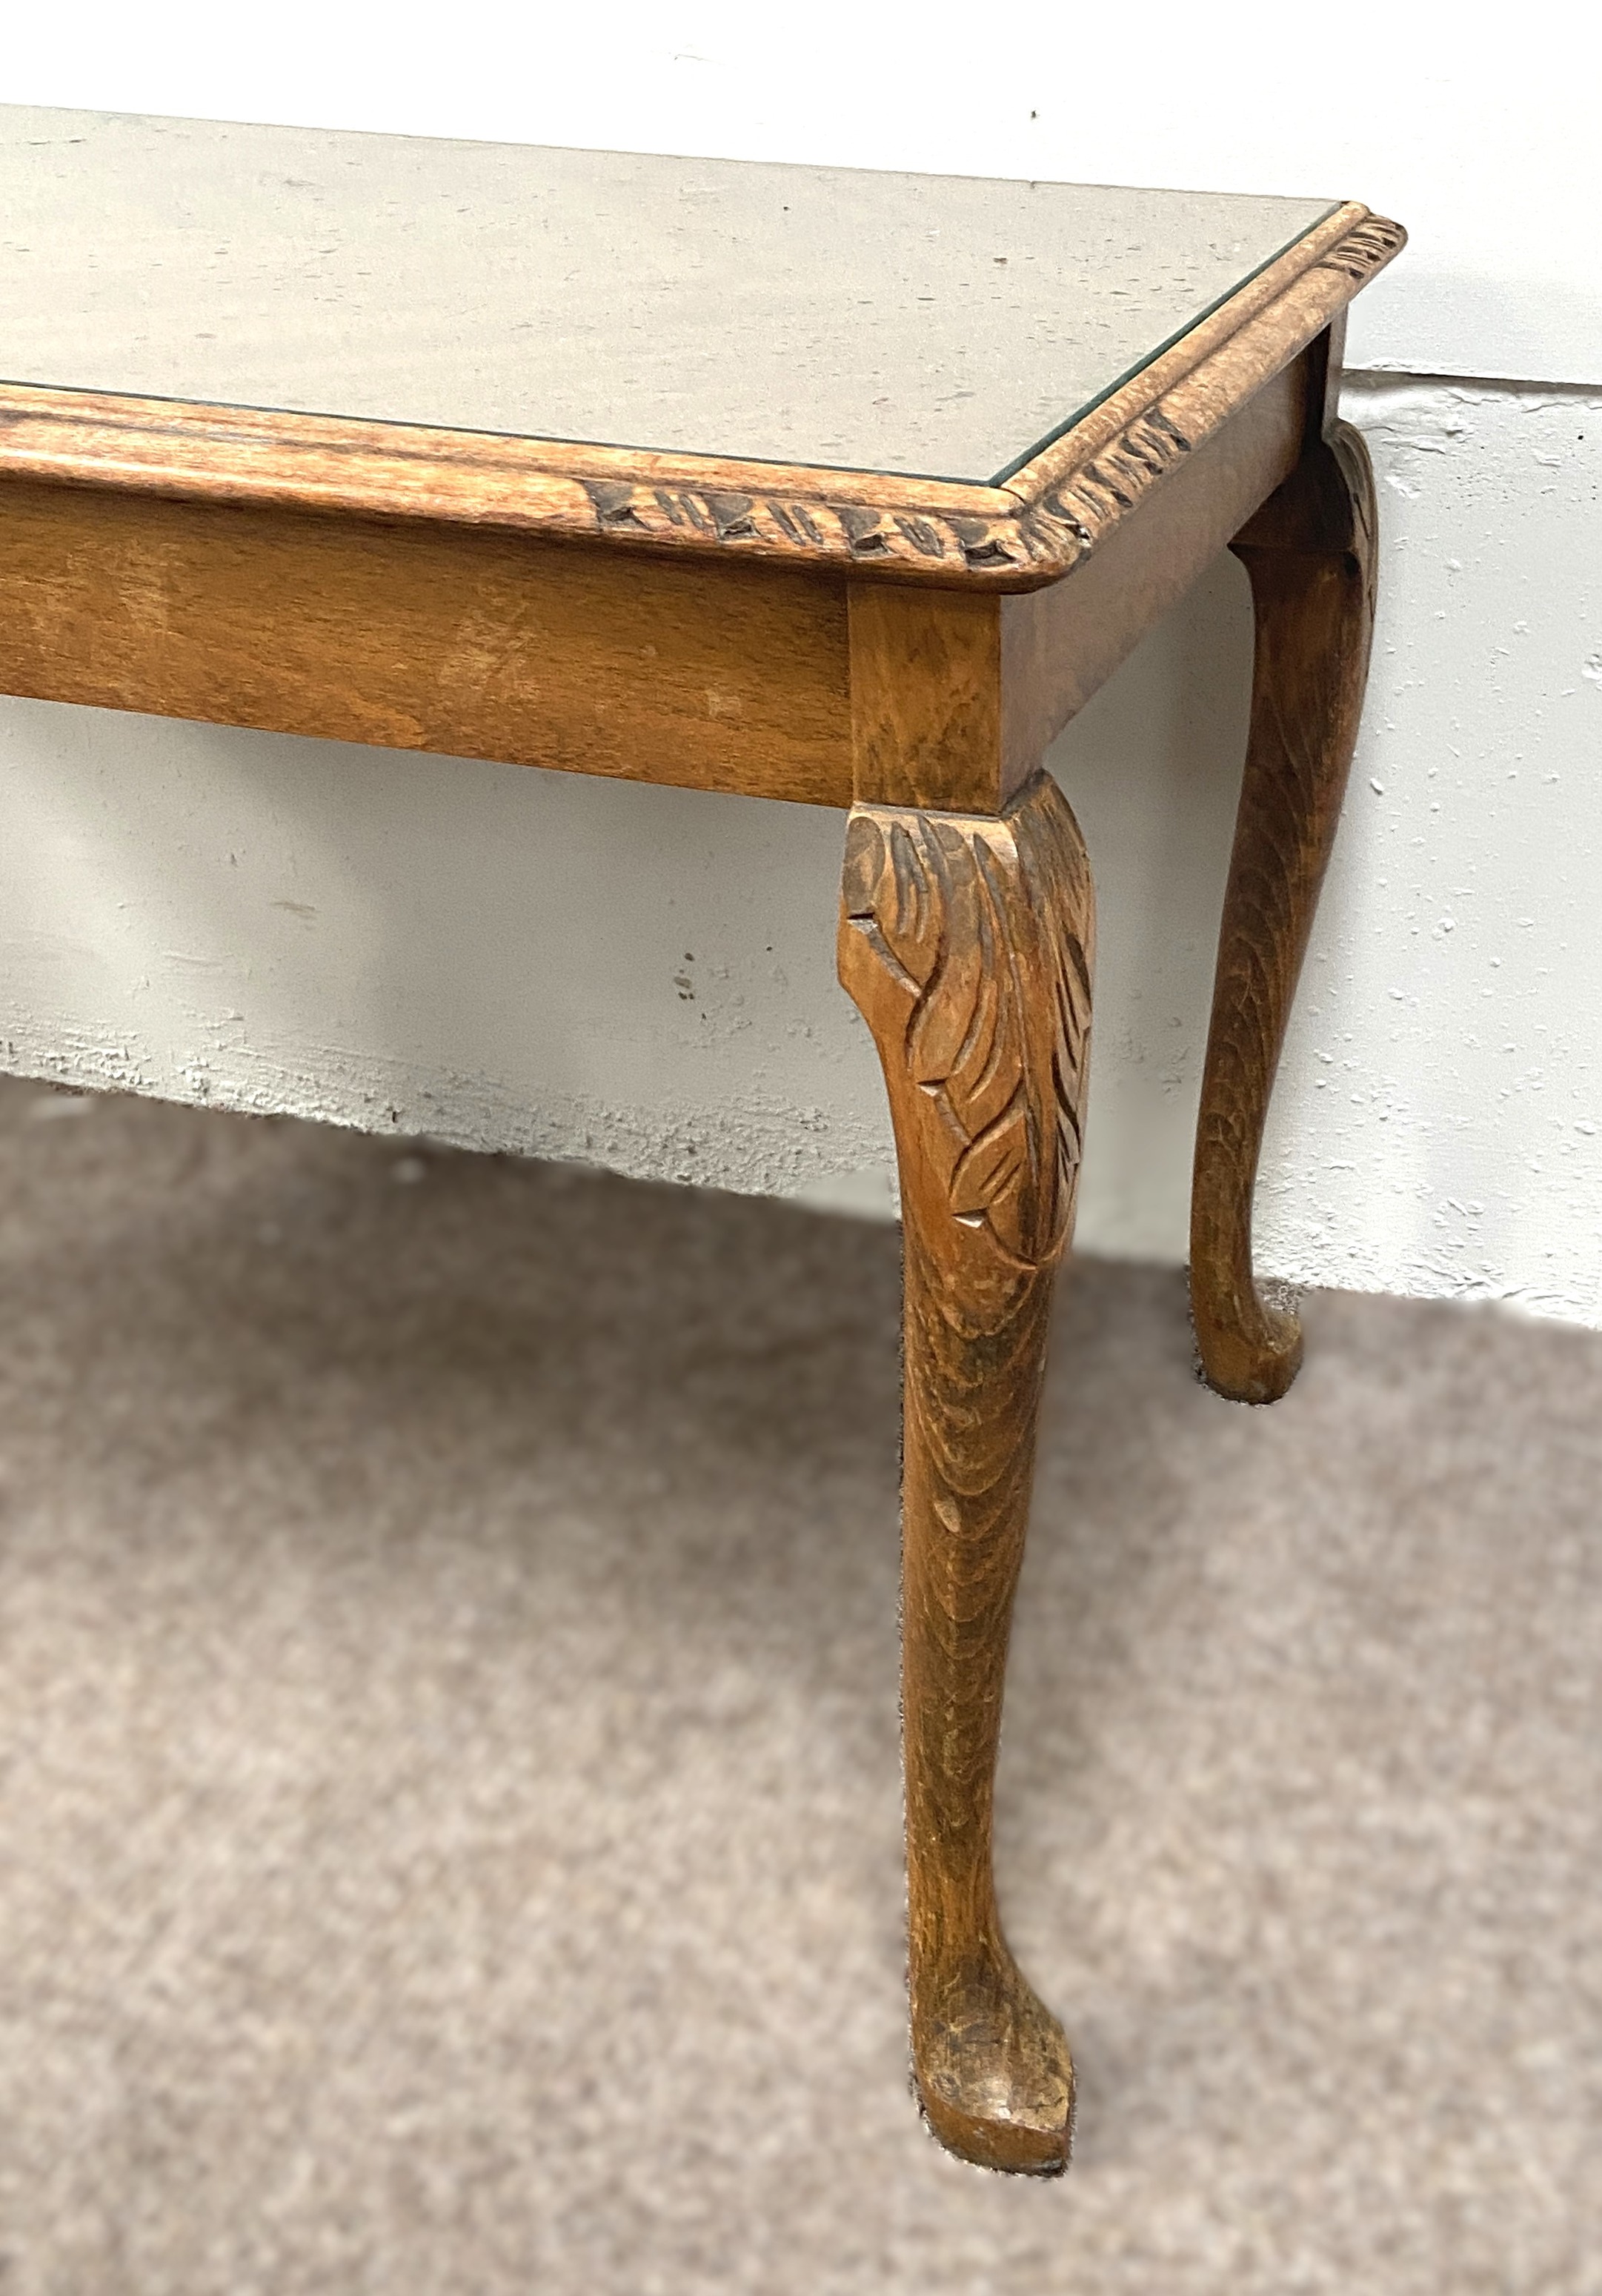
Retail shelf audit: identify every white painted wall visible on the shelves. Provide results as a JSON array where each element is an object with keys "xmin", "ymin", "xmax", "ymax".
[{"xmin": 4, "ymin": 7, "xmax": 1602, "ymax": 1322}]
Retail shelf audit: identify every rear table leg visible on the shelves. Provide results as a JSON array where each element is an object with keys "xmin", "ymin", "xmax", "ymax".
[{"xmin": 1191, "ymin": 421, "xmax": 1378, "ymax": 1402}]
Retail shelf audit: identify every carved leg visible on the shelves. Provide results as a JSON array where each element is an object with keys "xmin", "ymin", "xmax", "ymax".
[
  {"xmin": 1191, "ymin": 420, "xmax": 1377, "ymax": 1402},
  {"xmin": 839, "ymin": 769, "xmax": 1094, "ymax": 2174}
]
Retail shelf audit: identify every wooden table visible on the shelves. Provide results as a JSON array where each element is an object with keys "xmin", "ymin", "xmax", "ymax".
[{"xmin": 0, "ymin": 107, "xmax": 1403, "ymax": 2174}]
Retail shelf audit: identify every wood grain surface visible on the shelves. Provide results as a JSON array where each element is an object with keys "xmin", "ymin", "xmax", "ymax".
[
  {"xmin": 0, "ymin": 206, "xmax": 1403, "ymax": 593},
  {"xmin": 848, "ymin": 356, "xmax": 1308, "ymax": 813},
  {"xmin": 848, "ymin": 584, "xmax": 1011, "ymax": 811},
  {"xmin": 1191, "ymin": 420, "xmax": 1379, "ymax": 1401},
  {"xmin": 0, "ymin": 136, "xmax": 1410, "ymax": 2175},
  {"xmin": 0, "ymin": 479, "xmax": 853, "ymax": 805},
  {"xmin": 839, "ymin": 771, "xmax": 1094, "ymax": 2172},
  {"xmin": 998, "ymin": 353, "xmax": 1308, "ymax": 769},
  {"xmin": 1010, "ymin": 215, "xmax": 1399, "ymax": 574}
]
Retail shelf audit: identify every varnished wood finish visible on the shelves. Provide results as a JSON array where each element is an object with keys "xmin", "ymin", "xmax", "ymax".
[
  {"xmin": 848, "ymin": 584, "xmax": 1013, "ymax": 813},
  {"xmin": 999, "ymin": 353, "xmax": 1307, "ymax": 769},
  {"xmin": 0, "ymin": 479, "xmax": 852, "ymax": 805},
  {"xmin": 0, "ymin": 340, "xmax": 1323, "ymax": 823},
  {"xmin": 0, "ymin": 382, "xmax": 1010, "ymax": 585},
  {"xmin": 1008, "ymin": 215, "xmax": 1397, "ymax": 580},
  {"xmin": 839, "ymin": 771, "xmax": 1094, "ymax": 2172},
  {"xmin": 0, "ymin": 207, "xmax": 1402, "ymax": 594},
  {"xmin": 1190, "ymin": 419, "xmax": 1378, "ymax": 1401},
  {"xmin": 0, "ymin": 135, "xmax": 1406, "ymax": 2167},
  {"xmin": 851, "ymin": 356, "xmax": 1307, "ymax": 813}
]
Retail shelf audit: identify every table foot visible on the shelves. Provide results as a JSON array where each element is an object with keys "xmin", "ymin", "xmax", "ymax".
[
  {"xmin": 840, "ymin": 770, "xmax": 1094, "ymax": 2173},
  {"xmin": 1192, "ymin": 421, "xmax": 1378, "ymax": 1403},
  {"xmin": 914, "ymin": 1944, "xmax": 1075, "ymax": 2174}
]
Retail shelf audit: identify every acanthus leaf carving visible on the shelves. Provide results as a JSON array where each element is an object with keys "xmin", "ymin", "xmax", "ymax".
[
  {"xmin": 0, "ymin": 216, "xmax": 1404, "ymax": 596},
  {"xmin": 839, "ymin": 774, "xmax": 1094, "ymax": 1270}
]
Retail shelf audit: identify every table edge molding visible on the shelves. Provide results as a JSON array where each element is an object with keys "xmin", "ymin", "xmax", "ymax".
[
  {"xmin": 1000, "ymin": 208, "xmax": 1403, "ymax": 570},
  {"xmin": 0, "ymin": 204, "xmax": 1403, "ymax": 593}
]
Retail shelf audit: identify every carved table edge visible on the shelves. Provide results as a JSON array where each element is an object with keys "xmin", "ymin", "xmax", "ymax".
[{"xmin": 0, "ymin": 204, "xmax": 1403, "ymax": 593}]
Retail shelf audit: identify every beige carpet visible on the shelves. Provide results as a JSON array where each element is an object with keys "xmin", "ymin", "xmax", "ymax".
[{"xmin": 0, "ymin": 1075, "xmax": 1598, "ymax": 2295}]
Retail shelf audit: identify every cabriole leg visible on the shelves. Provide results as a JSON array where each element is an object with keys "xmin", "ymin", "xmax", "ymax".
[
  {"xmin": 1191, "ymin": 421, "xmax": 1378, "ymax": 1402},
  {"xmin": 838, "ymin": 769, "xmax": 1094, "ymax": 2174}
]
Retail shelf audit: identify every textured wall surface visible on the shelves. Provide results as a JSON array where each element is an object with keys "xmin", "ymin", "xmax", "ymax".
[
  {"xmin": 1253, "ymin": 379, "xmax": 1602, "ymax": 1322},
  {"xmin": 3, "ymin": 377, "xmax": 1599, "ymax": 1320}
]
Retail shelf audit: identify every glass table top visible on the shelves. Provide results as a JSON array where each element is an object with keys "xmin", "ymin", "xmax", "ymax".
[{"xmin": 0, "ymin": 107, "xmax": 1336, "ymax": 486}]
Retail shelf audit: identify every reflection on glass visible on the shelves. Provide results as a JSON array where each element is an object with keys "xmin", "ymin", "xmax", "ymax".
[{"xmin": 0, "ymin": 107, "xmax": 1335, "ymax": 482}]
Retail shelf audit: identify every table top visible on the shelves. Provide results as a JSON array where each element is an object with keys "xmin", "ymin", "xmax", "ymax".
[{"xmin": 1, "ymin": 107, "xmax": 1337, "ymax": 487}]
